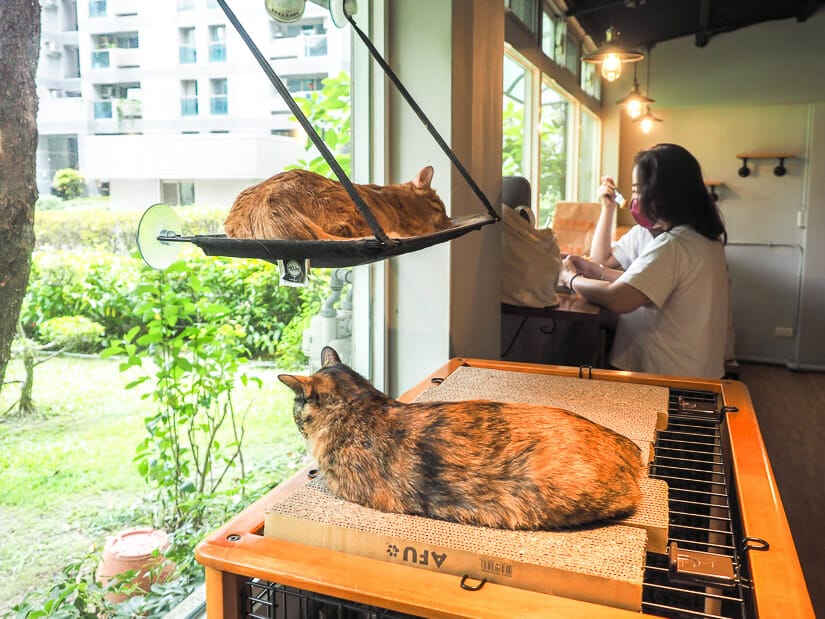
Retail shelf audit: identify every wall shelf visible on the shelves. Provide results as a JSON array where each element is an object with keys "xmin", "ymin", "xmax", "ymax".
[
  {"xmin": 705, "ymin": 181, "xmax": 724, "ymax": 202},
  {"xmin": 736, "ymin": 153, "xmax": 796, "ymax": 177}
]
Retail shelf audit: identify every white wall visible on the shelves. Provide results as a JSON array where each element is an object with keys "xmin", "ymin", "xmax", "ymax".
[
  {"xmin": 384, "ymin": 0, "xmax": 503, "ymax": 396},
  {"xmin": 603, "ymin": 12, "xmax": 825, "ymax": 368}
]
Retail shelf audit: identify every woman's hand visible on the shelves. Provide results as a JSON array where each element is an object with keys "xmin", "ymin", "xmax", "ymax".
[
  {"xmin": 598, "ymin": 175, "xmax": 619, "ymax": 208},
  {"xmin": 564, "ymin": 255, "xmax": 601, "ymax": 280}
]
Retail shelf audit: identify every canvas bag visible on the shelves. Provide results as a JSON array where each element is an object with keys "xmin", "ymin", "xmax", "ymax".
[{"xmin": 501, "ymin": 204, "xmax": 561, "ymax": 308}]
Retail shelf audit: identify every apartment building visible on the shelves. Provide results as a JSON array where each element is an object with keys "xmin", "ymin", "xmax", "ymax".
[{"xmin": 36, "ymin": 0, "xmax": 350, "ymax": 210}]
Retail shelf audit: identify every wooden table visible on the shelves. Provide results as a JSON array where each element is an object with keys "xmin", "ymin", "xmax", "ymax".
[
  {"xmin": 501, "ymin": 292, "xmax": 613, "ymax": 367},
  {"xmin": 195, "ymin": 358, "xmax": 814, "ymax": 618}
]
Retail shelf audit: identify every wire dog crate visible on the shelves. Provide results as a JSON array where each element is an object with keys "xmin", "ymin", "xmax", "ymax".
[{"xmin": 196, "ymin": 359, "xmax": 813, "ymax": 618}]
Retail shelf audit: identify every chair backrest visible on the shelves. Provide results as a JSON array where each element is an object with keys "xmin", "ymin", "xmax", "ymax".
[
  {"xmin": 501, "ymin": 176, "xmax": 532, "ymax": 222},
  {"xmin": 551, "ymin": 201, "xmax": 601, "ymax": 256}
]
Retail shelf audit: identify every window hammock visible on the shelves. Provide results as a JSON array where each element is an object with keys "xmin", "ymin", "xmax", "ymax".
[{"xmin": 137, "ymin": 0, "xmax": 499, "ymax": 270}]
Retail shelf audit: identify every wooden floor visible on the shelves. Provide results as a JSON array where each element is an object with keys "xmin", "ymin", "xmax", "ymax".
[{"xmin": 735, "ymin": 362, "xmax": 825, "ymax": 616}]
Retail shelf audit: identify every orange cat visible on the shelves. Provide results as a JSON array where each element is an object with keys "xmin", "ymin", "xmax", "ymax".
[
  {"xmin": 223, "ymin": 166, "xmax": 451, "ymax": 240},
  {"xmin": 278, "ymin": 347, "xmax": 642, "ymax": 530}
]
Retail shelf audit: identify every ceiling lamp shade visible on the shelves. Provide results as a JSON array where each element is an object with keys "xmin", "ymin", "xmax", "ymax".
[
  {"xmin": 636, "ymin": 106, "xmax": 662, "ymax": 134},
  {"xmin": 615, "ymin": 66, "xmax": 654, "ymax": 119},
  {"xmin": 582, "ymin": 27, "xmax": 644, "ymax": 82}
]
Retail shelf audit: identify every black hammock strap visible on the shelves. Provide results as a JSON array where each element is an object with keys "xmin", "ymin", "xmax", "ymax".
[
  {"xmin": 216, "ymin": 0, "xmax": 499, "ymax": 246},
  {"xmin": 347, "ymin": 13, "xmax": 499, "ymax": 222}
]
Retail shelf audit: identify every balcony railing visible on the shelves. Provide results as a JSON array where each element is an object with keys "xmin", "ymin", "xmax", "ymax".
[
  {"xmin": 209, "ymin": 44, "xmax": 226, "ymax": 62},
  {"xmin": 93, "ymin": 100, "xmax": 113, "ymax": 119},
  {"xmin": 181, "ymin": 97, "xmax": 198, "ymax": 116},
  {"xmin": 91, "ymin": 50, "xmax": 110, "ymax": 69},
  {"xmin": 210, "ymin": 97, "xmax": 228, "ymax": 115}
]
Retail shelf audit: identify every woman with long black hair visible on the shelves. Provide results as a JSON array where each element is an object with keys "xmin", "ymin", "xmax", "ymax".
[{"xmin": 559, "ymin": 143, "xmax": 730, "ymax": 379}]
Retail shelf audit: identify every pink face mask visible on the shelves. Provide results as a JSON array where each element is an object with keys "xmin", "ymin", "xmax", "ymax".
[{"xmin": 630, "ymin": 197, "xmax": 656, "ymax": 230}]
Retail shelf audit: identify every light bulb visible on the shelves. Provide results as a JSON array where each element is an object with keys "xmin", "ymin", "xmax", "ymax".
[
  {"xmin": 626, "ymin": 97, "xmax": 643, "ymax": 119},
  {"xmin": 601, "ymin": 53, "xmax": 622, "ymax": 82},
  {"xmin": 640, "ymin": 116, "xmax": 653, "ymax": 134}
]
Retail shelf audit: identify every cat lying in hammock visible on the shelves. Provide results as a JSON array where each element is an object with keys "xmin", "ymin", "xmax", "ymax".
[
  {"xmin": 223, "ymin": 166, "xmax": 451, "ymax": 240},
  {"xmin": 278, "ymin": 347, "xmax": 642, "ymax": 530}
]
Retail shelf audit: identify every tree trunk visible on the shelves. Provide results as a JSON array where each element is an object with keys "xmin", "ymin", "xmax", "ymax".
[{"xmin": 0, "ymin": 2, "xmax": 40, "ymax": 393}]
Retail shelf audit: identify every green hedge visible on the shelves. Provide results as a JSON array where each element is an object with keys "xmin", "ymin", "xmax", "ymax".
[
  {"xmin": 26, "ymin": 204, "xmax": 336, "ymax": 366},
  {"xmin": 34, "ymin": 204, "xmax": 227, "ymax": 254},
  {"xmin": 23, "ymin": 249, "xmax": 329, "ymax": 367}
]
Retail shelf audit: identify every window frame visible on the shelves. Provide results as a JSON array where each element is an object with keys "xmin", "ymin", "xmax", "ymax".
[{"xmin": 503, "ymin": 5, "xmax": 603, "ymax": 226}]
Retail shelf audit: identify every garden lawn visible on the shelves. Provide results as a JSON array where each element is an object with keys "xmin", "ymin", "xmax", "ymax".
[{"xmin": 0, "ymin": 354, "xmax": 305, "ymax": 616}]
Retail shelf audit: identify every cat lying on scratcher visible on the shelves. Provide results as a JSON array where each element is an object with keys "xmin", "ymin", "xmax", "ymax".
[
  {"xmin": 224, "ymin": 166, "xmax": 450, "ymax": 240},
  {"xmin": 278, "ymin": 347, "xmax": 642, "ymax": 530}
]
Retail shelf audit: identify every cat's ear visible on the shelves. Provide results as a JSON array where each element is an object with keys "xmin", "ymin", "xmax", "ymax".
[
  {"xmin": 278, "ymin": 374, "xmax": 310, "ymax": 396},
  {"xmin": 412, "ymin": 166, "xmax": 434, "ymax": 190},
  {"xmin": 321, "ymin": 346, "xmax": 341, "ymax": 367}
]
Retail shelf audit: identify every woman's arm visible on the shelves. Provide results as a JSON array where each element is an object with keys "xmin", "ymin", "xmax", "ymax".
[
  {"xmin": 571, "ymin": 277, "xmax": 649, "ymax": 315},
  {"xmin": 590, "ymin": 177, "xmax": 621, "ymax": 265}
]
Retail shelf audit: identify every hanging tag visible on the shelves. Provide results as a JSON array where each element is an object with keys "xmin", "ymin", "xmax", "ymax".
[{"xmin": 278, "ymin": 259, "xmax": 309, "ymax": 287}]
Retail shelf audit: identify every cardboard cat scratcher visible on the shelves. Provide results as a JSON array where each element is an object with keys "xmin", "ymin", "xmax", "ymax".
[{"xmin": 136, "ymin": 0, "xmax": 498, "ymax": 270}]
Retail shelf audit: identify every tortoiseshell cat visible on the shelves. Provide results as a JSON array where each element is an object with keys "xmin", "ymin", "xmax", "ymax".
[
  {"xmin": 278, "ymin": 347, "xmax": 642, "ymax": 530},
  {"xmin": 224, "ymin": 166, "xmax": 451, "ymax": 240}
]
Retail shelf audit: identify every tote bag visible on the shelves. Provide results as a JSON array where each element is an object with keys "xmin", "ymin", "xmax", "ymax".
[{"xmin": 501, "ymin": 204, "xmax": 561, "ymax": 308}]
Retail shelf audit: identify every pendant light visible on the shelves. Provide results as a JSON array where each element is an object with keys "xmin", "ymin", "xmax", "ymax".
[
  {"xmin": 615, "ymin": 63, "xmax": 654, "ymax": 120},
  {"xmin": 633, "ymin": 48, "xmax": 661, "ymax": 133},
  {"xmin": 637, "ymin": 106, "xmax": 662, "ymax": 134},
  {"xmin": 582, "ymin": 27, "xmax": 644, "ymax": 82}
]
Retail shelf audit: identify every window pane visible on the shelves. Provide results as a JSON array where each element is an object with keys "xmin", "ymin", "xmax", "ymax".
[
  {"xmin": 538, "ymin": 81, "xmax": 573, "ymax": 228},
  {"xmin": 509, "ymin": 0, "xmax": 538, "ymax": 36},
  {"xmin": 578, "ymin": 107, "xmax": 600, "ymax": 202},
  {"xmin": 89, "ymin": 0, "xmax": 106, "ymax": 18},
  {"xmin": 502, "ymin": 53, "xmax": 533, "ymax": 179}
]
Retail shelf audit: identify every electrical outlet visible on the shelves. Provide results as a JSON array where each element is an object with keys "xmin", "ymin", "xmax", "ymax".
[{"xmin": 775, "ymin": 327, "xmax": 794, "ymax": 338}]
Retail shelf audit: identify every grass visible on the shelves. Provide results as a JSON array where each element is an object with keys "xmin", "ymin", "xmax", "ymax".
[{"xmin": 0, "ymin": 354, "xmax": 307, "ymax": 617}]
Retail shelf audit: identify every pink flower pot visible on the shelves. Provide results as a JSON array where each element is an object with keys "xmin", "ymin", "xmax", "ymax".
[{"xmin": 96, "ymin": 527, "xmax": 175, "ymax": 602}]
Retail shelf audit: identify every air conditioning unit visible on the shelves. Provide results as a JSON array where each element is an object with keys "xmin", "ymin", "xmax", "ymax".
[
  {"xmin": 100, "ymin": 85, "xmax": 114, "ymax": 98},
  {"xmin": 45, "ymin": 40, "xmax": 61, "ymax": 56}
]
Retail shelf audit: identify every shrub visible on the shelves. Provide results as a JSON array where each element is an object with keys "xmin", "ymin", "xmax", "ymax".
[
  {"xmin": 22, "ymin": 250, "xmax": 329, "ymax": 361},
  {"xmin": 35, "ymin": 194, "xmax": 65, "ymax": 211},
  {"xmin": 51, "ymin": 168, "xmax": 86, "ymax": 200},
  {"xmin": 35, "ymin": 204, "xmax": 227, "ymax": 254},
  {"xmin": 39, "ymin": 316, "xmax": 106, "ymax": 353}
]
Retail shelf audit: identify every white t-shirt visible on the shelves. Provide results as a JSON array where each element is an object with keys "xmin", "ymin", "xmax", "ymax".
[
  {"xmin": 612, "ymin": 225, "xmax": 654, "ymax": 268},
  {"xmin": 609, "ymin": 225, "xmax": 729, "ymax": 379}
]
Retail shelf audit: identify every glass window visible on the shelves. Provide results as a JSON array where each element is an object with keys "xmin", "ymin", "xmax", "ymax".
[
  {"xmin": 161, "ymin": 181, "xmax": 195, "ymax": 206},
  {"xmin": 181, "ymin": 79, "xmax": 198, "ymax": 116},
  {"xmin": 502, "ymin": 48, "xmax": 602, "ymax": 228},
  {"xmin": 179, "ymin": 27, "xmax": 196, "ymax": 64},
  {"xmin": 508, "ymin": 0, "xmax": 538, "ymax": 35},
  {"xmin": 210, "ymin": 78, "xmax": 228, "ymax": 115},
  {"xmin": 286, "ymin": 76, "xmax": 324, "ymax": 93},
  {"xmin": 93, "ymin": 100, "xmax": 112, "ymax": 119},
  {"xmin": 538, "ymin": 80, "xmax": 574, "ymax": 227},
  {"xmin": 577, "ymin": 107, "xmax": 600, "ymax": 202},
  {"xmin": 502, "ymin": 52, "xmax": 534, "ymax": 180},
  {"xmin": 91, "ymin": 50, "xmax": 110, "ymax": 69},
  {"xmin": 177, "ymin": 0, "xmax": 195, "ymax": 11},
  {"xmin": 89, "ymin": 0, "xmax": 106, "ymax": 18},
  {"xmin": 209, "ymin": 25, "xmax": 226, "ymax": 62}
]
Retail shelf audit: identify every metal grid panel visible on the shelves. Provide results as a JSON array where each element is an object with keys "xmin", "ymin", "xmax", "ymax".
[
  {"xmin": 642, "ymin": 388, "xmax": 748, "ymax": 619},
  {"xmin": 242, "ymin": 579, "xmax": 420, "ymax": 619}
]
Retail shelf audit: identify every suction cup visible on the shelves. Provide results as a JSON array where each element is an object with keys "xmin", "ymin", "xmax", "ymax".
[
  {"xmin": 329, "ymin": 0, "xmax": 357, "ymax": 28},
  {"xmin": 136, "ymin": 204, "xmax": 183, "ymax": 270}
]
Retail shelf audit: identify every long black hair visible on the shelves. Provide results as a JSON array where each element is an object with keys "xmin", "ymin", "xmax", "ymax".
[{"xmin": 634, "ymin": 143, "xmax": 727, "ymax": 243}]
